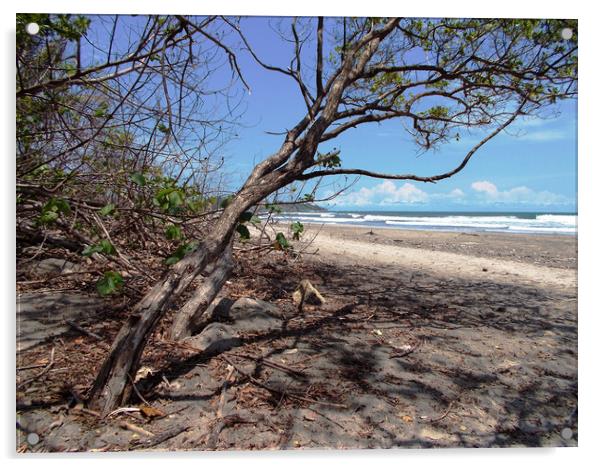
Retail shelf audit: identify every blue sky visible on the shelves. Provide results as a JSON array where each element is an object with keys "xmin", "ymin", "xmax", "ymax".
[
  {"xmin": 83, "ymin": 16, "xmax": 577, "ymax": 213},
  {"xmin": 218, "ymin": 17, "xmax": 577, "ymax": 213}
]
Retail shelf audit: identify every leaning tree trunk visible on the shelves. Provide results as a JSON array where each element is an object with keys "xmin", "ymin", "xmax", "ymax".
[
  {"xmin": 86, "ymin": 184, "xmax": 282, "ymax": 414},
  {"xmin": 87, "ymin": 245, "xmax": 211, "ymax": 414},
  {"xmin": 170, "ymin": 243, "xmax": 234, "ymax": 340}
]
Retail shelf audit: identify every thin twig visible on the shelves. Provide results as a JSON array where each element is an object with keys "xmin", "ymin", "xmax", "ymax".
[
  {"xmin": 64, "ymin": 319, "xmax": 103, "ymax": 340},
  {"xmin": 222, "ymin": 356, "xmax": 345, "ymax": 409},
  {"xmin": 17, "ymin": 347, "xmax": 55, "ymax": 389}
]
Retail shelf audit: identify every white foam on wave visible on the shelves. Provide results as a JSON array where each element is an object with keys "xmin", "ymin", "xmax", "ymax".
[
  {"xmin": 385, "ymin": 220, "xmax": 510, "ymax": 229},
  {"xmin": 273, "ymin": 212, "xmax": 577, "ymax": 234},
  {"xmin": 535, "ymin": 214, "xmax": 577, "ymax": 226},
  {"xmin": 277, "ymin": 215, "xmax": 366, "ymax": 224},
  {"xmin": 508, "ymin": 225, "xmax": 576, "ymax": 233}
]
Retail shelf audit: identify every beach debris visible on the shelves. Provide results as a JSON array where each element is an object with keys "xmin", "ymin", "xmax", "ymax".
[
  {"xmin": 293, "ymin": 279, "xmax": 325, "ymax": 311},
  {"xmin": 134, "ymin": 366, "xmax": 155, "ymax": 382},
  {"xmin": 140, "ymin": 405, "xmax": 166, "ymax": 419}
]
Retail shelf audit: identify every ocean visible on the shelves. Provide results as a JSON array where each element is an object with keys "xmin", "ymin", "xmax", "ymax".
[{"xmin": 268, "ymin": 211, "xmax": 577, "ymax": 235}]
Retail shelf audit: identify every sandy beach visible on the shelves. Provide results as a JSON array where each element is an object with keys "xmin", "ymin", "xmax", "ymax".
[
  {"xmin": 17, "ymin": 225, "xmax": 578, "ymax": 450},
  {"xmin": 302, "ymin": 224, "xmax": 577, "ymax": 288}
]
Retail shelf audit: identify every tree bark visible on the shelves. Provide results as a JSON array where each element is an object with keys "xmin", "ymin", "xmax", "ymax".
[
  {"xmin": 87, "ymin": 243, "xmax": 211, "ymax": 415},
  {"xmin": 87, "ymin": 182, "xmax": 285, "ymax": 414},
  {"xmin": 170, "ymin": 244, "xmax": 234, "ymax": 340}
]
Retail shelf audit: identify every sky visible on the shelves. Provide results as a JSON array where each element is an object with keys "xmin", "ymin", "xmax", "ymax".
[
  {"xmin": 219, "ymin": 17, "xmax": 577, "ymax": 213},
  {"xmin": 80, "ymin": 15, "xmax": 577, "ymax": 213}
]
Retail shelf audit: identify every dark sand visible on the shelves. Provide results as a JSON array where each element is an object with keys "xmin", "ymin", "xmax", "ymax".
[{"xmin": 16, "ymin": 226, "xmax": 578, "ymax": 450}]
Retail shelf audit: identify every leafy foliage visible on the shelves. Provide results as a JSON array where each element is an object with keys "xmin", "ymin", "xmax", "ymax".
[
  {"xmin": 96, "ymin": 271, "xmax": 124, "ymax": 296},
  {"xmin": 273, "ymin": 232, "xmax": 291, "ymax": 250},
  {"xmin": 37, "ymin": 198, "xmax": 71, "ymax": 225},
  {"xmin": 99, "ymin": 203, "xmax": 116, "ymax": 217},
  {"xmin": 82, "ymin": 239, "xmax": 116, "ymax": 257},
  {"xmin": 130, "ymin": 172, "xmax": 147, "ymax": 187},
  {"xmin": 236, "ymin": 224, "xmax": 251, "ymax": 241},
  {"xmin": 317, "ymin": 150, "xmax": 342, "ymax": 168},
  {"xmin": 165, "ymin": 241, "xmax": 199, "ymax": 265},
  {"xmin": 165, "ymin": 224, "xmax": 183, "ymax": 241},
  {"xmin": 291, "ymin": 221, "xmax": 304, "ymax": 240}
]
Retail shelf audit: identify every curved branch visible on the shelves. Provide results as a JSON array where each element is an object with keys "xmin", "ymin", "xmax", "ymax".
[{"xmin": 298, "ymin": 99, "xmax": 527, "ymax": 183}]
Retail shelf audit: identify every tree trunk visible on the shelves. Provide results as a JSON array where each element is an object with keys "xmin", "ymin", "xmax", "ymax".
[
  {"xmin": 170, "ymin": 244, "xmax": 234, "ymax": 340},
  {"xmin": 87, "ymin": 183, "xmax": 282, "ymax": 414},
  {"xmin": 87, "ymin": 244, "xmax": 212, "ymax": 415}
]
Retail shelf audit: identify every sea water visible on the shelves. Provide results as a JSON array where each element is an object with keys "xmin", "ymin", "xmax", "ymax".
[{"xmin": 267, "ymin": 211, "xmax": 577, "ymax": 235}]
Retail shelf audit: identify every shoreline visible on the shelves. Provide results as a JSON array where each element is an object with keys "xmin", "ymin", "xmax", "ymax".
[
  {"xmin": 274, "ymin": 222, "xmax": 577, "ymax": 290},
  {"xmin": 270, "ymin": 210, "xmax": 577, "ymax": 237}
]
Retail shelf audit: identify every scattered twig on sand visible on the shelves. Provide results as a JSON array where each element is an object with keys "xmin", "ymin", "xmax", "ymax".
[
  {"xmin": 294, "ymin": 352, "xmax": 327, "ymax": 366},
  {"xmin": 306, "ymin": 407, "xmax": 347, "ymax": 431},
  {"xmin": 205, "ymin": 414, "xmax": 257, "ymax": 449},
  {"xmin": 17, "ymin": 363, "xmax": 47, "ymax": 371},
  {"xmin": 106, "ymin": 407, "xmax": 142, "ymax": 419},
  {"xmin": 154, "ymin": 404, "xmax": 190, "ymax": 421},
  {"xmin": 389, "ymin": 339, "xmax": 422, "ymax": 359},
  {"xmin": 64, "ymin": 319, "xmax": 103, "ymax": 340},
  {"xmin": 205, "ymin": 366, "xmax": 238, "ymax": 449},
  {"xmin": 119, "ymin": 421, "xmax": 154, "ymax": 437},
  {"xmin": 222, "ymin": 355, "xmax": 346, "ymax": 409},
  {"xmin": 217, "ymin": 365, "xmax": 236, "ymax": 419},
  {"xmin": 127, "ymin": 373, "xmax": 151, "ymax": 406},
  {"xmin": 418, "ymin": 399, "xmax": 456, "ymax": 424},
  {"xmin": 17, "ymin": 347, "xmax": 55, "ymax": 389},
  {"xmin": 131, "ymin": 423, "xmax": 193, "ymax": 450},
  {"xmin": 70, "ymin": 405, "xmax": 102, "ymax": 418},
  {"xmin": 228, "ymin": 352, "xmax": 307, "ymax": 377}
]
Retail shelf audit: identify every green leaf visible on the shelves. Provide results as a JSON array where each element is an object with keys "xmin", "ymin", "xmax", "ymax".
[
  {"xmin": 236, "ymin": 224, "xmax": 250, "ymax": 241},
  {"xmin": 165, "ymin": 241, "xmax": 198, "ymax": 265},
  {"xmin": 98, "ymin": 239, "xmax": 116, "ymax": 255},
  {"xmin": 43, "ymin": 198, "xmax": 71, "ymax": 215},
  {"xmin": 266, "ymin": 203, "xmax": 282, "ymax": 214},
  {"xmin": 291, "ymin": 221, "xmax": 304, "ymax": 240},
  {"xmin": 168, "ymin": 190, "xmax": 184, "ymax": 209},
  {"xmin": 274, "ymin": 232, "xmax": 290, "ymax": 250},
  {"xmin": 37, "ymin": 198, "xmax": 71, "ymax": 225},
  {"xmin": 38, "ymin": 211, "xmax": 59, "ymax": 225},
  {"xmin": 99, "ymin": 203, "xmax": 116, "ymax": 216},
  {"xmin": 130, "ymin": 172, "xmax": 146, "ymax": 186},
  {"xmin": 317, "ymin": 150, "xmax": 342, "ymax": 168},
  {"xmin": 239, "ymin": 211, "xmax": 261, "ymax": 225},
  {"xmin": 165, "ymin": 224, "xmax": 182, "ymax": 241},
  {"xmin": 83, "ymin": 240, "xmax": 115, "ymax": 257},
  {"xmin": 220, "ymin": 195, "xmax": 233, "ymax": 209},
  {"xmin": 96, "ymin": 271, "xmax": 124, "ymax": 296}
]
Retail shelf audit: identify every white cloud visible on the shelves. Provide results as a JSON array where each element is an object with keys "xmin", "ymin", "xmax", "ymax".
[
  {"xmin": 471, "ymin": 180, "xmax": 498, "ymax": 196},
  {"xmin": 514, "ymin": 129, "xmax": 568, "ymax": 142},
  {"xmin": 471, "ymin": 180, "xmax": 569, "ymax": 205},
  {"xmin": 334, "ymin": 181, "xmax": 429, "ymax": 206},
  {"xmin": 449, "ymin": 188, "xmax": 465, "ymax": 198}
]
